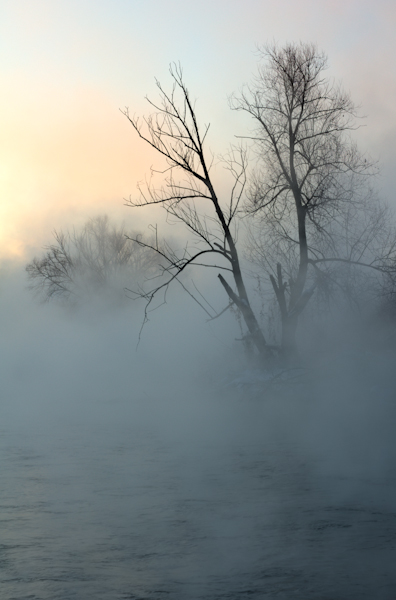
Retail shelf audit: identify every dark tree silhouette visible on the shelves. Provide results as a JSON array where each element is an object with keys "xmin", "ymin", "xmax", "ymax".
[{"xmin": 122, "ymin": 64, "xmax": 272, "ymax": 359}]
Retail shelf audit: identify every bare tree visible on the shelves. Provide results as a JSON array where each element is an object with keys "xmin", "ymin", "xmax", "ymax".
[
  {"xmin": 26, "ymin": 215, "xmax": 158, "ymax": 304},
  {"xmin": 232, "ymin": 42, "xmax": 390, "ymax": 357},
  {"xmin": 122, "ymin": 64, "xmax": 271, "ymax": 359},
  {"xmin": 248, "ymin": 183, "xmax": 396, "ymax": 324}
]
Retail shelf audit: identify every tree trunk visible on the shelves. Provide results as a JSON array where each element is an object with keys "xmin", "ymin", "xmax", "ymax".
[
  {"xmin": 280, "ymin": 313, "xmax": 299, "ymax": 362},
  {"xmin": 218, "ymin": 273, "xmax": 271, "ymax": 360}
]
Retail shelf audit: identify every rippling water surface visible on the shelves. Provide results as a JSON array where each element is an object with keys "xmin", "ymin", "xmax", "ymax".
[{"xmin": 2, "ymin": 379, "xmax": 396, "ymax": 600}]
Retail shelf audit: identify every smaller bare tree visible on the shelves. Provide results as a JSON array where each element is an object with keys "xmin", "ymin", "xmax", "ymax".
[
  {"xmin": 122, "ymin": 64, "xmax": 271, "ymax": 359},
  {"xmin": 26, "ymin": 215, "xmax": 157, "ymax": 304}
]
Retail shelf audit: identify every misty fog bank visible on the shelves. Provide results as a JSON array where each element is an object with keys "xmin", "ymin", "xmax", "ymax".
[
  {"xmin": 1, "ymin": 265, "xmax": 396, "ymax": 598},
  {"xmin": 3, "ymin": 262, "xmax": 396, "ymax": 487}
]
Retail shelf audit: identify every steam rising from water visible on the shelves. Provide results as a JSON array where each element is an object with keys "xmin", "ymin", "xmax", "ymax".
[{"xmin": 1, "ymin": 265, "xmax": 396, "ymax": 598}]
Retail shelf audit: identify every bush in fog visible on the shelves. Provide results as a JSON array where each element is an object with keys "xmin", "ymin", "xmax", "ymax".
[{"xmin": 26, "ymin": 215, "xmax": 158, "ymax": 305}]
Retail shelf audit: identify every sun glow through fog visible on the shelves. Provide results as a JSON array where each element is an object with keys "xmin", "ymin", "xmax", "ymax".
[{"xmin": 0, "ymin": 0, "xmax": 395, "ymax": 258}]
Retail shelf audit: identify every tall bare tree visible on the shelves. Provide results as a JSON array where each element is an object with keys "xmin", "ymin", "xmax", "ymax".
[
  {"xmin": 232, "ymin": 42, "xmax": 381, "ymax": 357},
  {"xmin": 122, "ymin": 64, "xmax": 271, "ymax": 359}
]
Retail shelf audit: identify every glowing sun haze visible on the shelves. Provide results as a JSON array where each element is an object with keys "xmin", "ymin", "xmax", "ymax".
[{"xmin": 0, "ymin": 0, "xmax": 395, "ymax": 259}]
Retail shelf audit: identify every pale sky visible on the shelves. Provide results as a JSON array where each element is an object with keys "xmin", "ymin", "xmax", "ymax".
[{"xmin": 1, "ymin": 0, "xmax": 395, "ymax": 259}]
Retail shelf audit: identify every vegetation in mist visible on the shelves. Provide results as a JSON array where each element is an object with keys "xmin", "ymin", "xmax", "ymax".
[
  {"xmin": 119, "ymin": 43, "xmax": 396, "ymax": 364},
  {"xmin": 26, "ymin": 215, "xmax": 158, "ymax": 307},
  {"xmin": 25, "ymin": 43, "xmax": 396, "ymax": 370}
]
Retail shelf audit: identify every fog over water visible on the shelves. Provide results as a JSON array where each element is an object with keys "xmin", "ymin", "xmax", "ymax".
[{"xmin": 1, "ymin": 265, "xmax": 396, "ymax": 599}]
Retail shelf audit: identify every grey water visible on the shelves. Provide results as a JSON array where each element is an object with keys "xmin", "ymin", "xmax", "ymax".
[
  {"xmin": 1, "ymin": 276, "xmax": 396, "ymax": 599},
  {"xmin": 2, "ymin": 382, "xmax": 396, "ymax": 599}
]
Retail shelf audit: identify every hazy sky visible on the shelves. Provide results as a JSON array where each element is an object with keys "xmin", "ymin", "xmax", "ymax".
[{"xmin": 1, "ymin": 0, "xmax": 395, "ymax": 259}]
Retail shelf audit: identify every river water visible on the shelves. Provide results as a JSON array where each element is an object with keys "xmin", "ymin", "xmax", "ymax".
[{"xmin": 1, "ymin": 372, "xmax": 396, "ymax": 600}]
